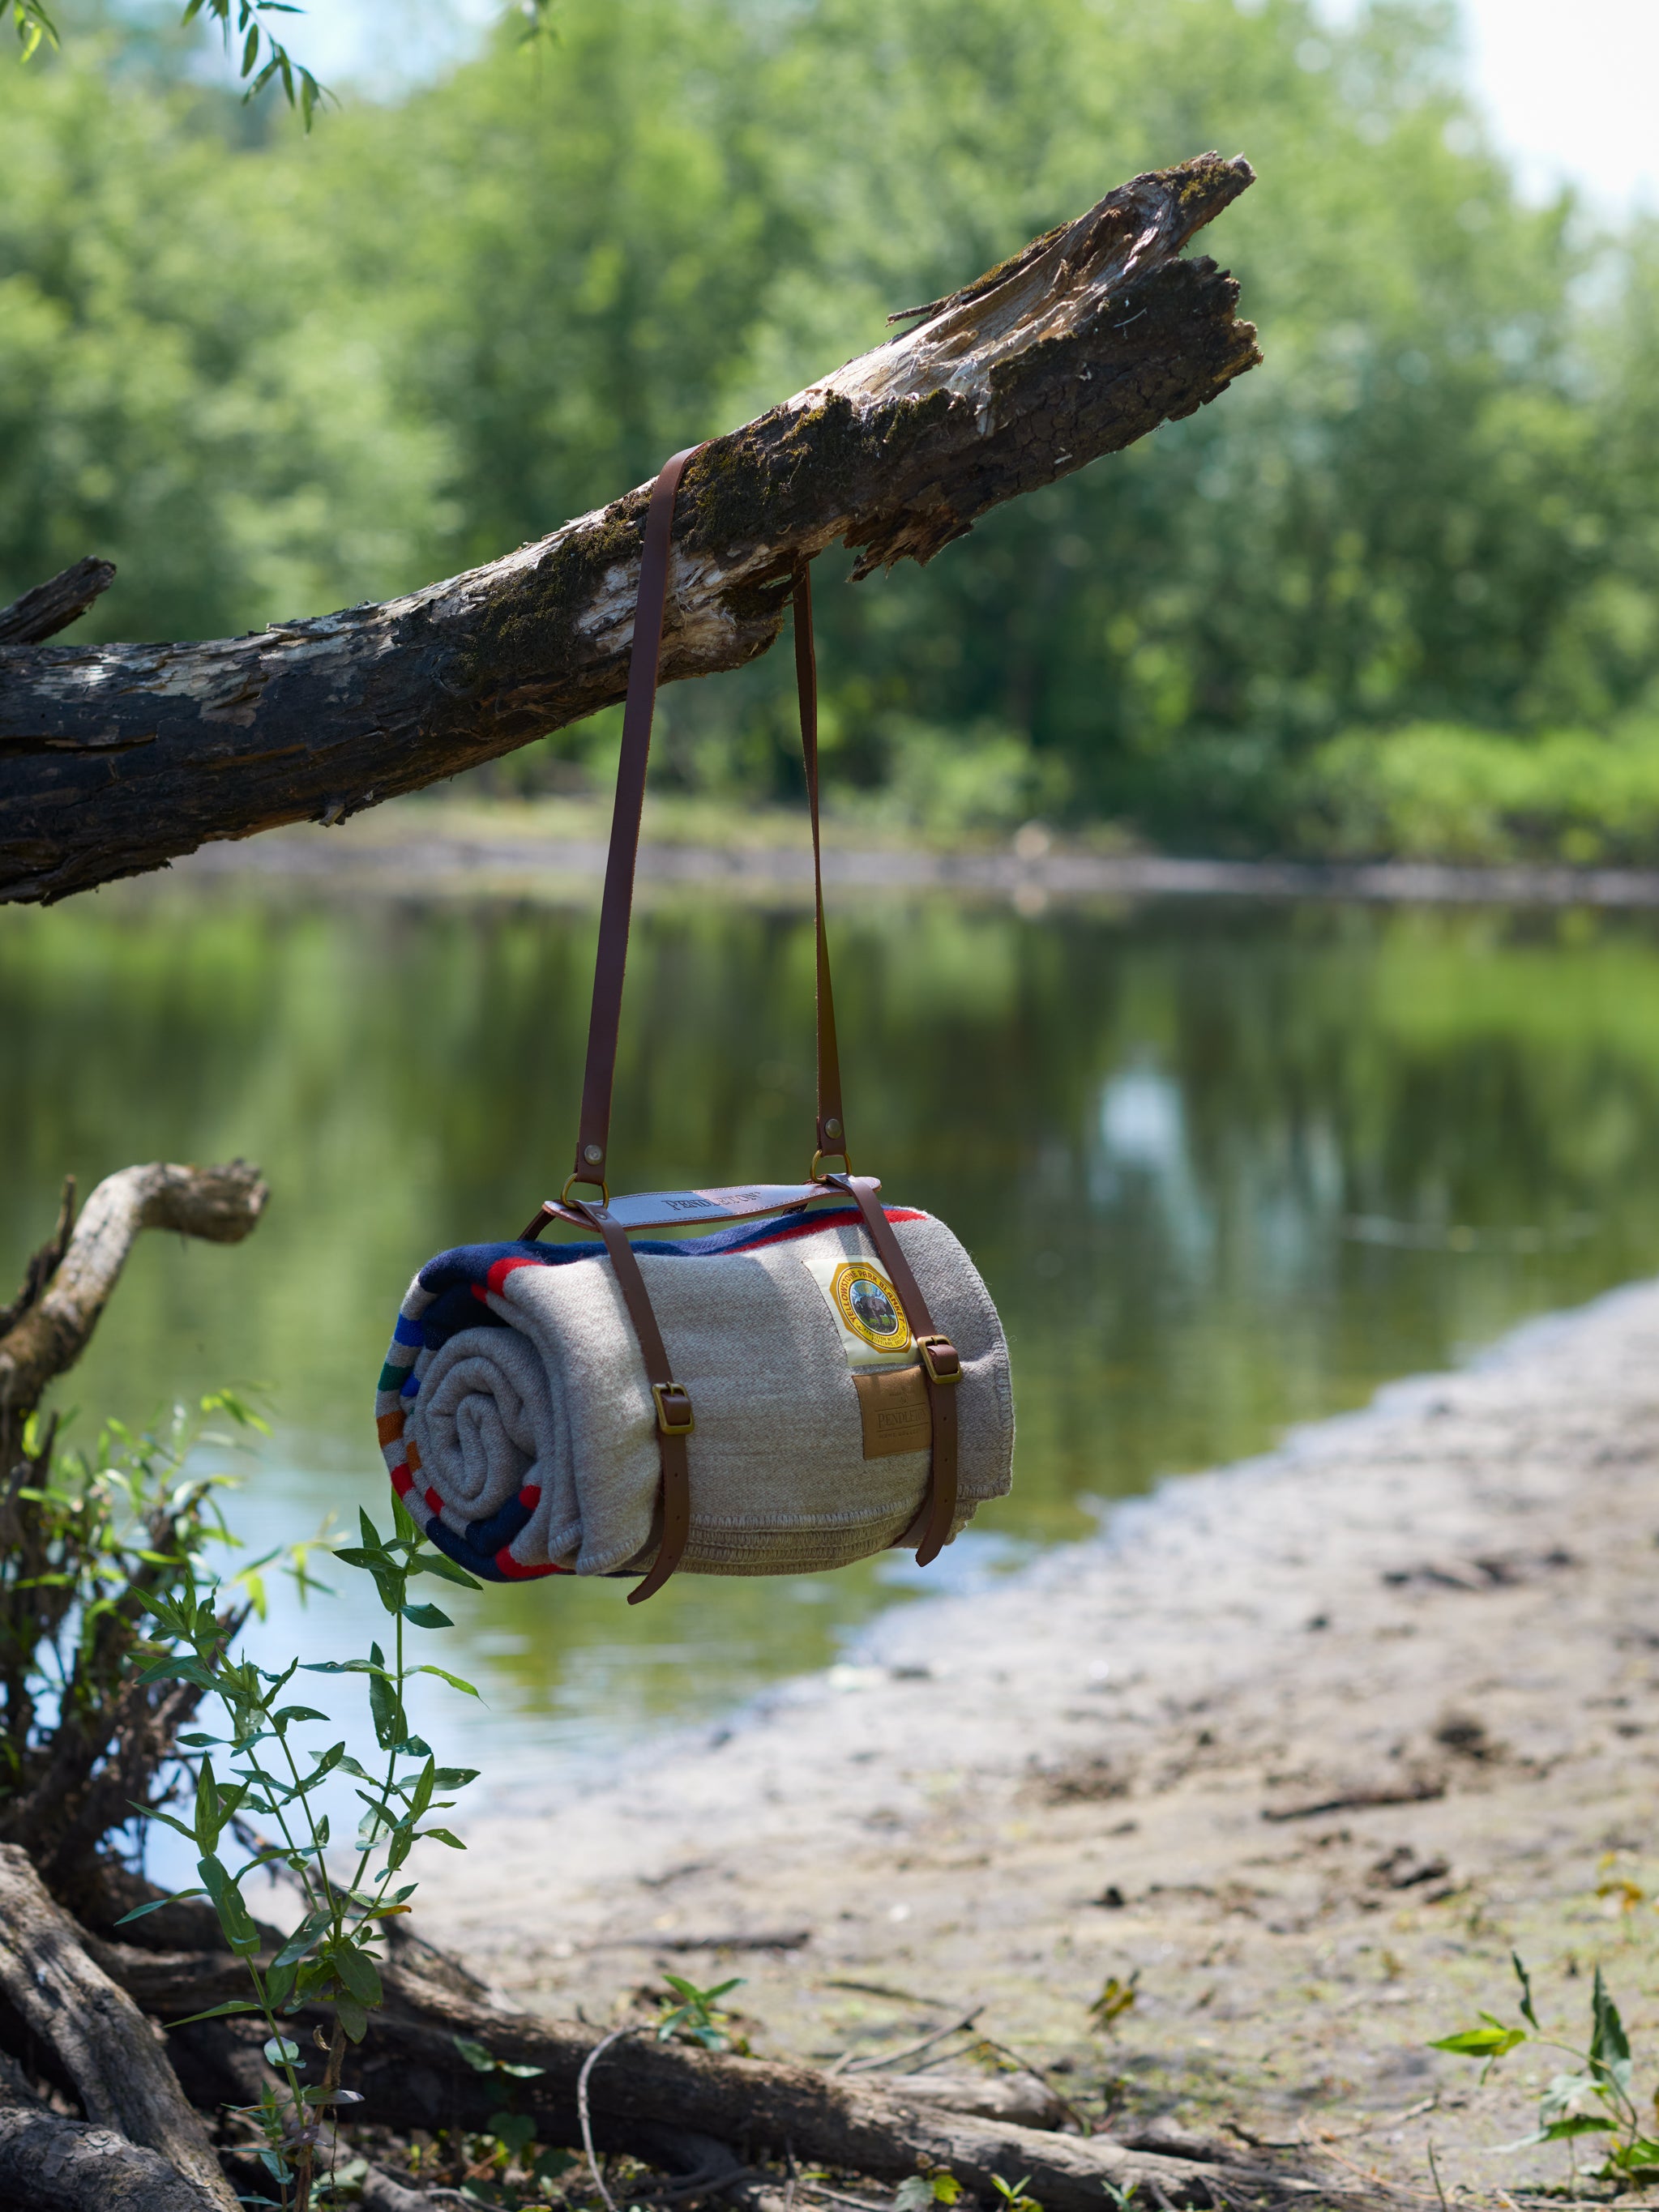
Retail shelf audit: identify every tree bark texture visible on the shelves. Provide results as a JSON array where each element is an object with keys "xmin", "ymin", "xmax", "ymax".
[
  {"xmin": 0, "ymin": 559, "xmax": 117, "ymax": 651},
  {"xmin": 0, "ymin": 1160, "xmax": 269, "ymax": 1428},
  {"xmin": 0, "ymin": 1850, "xmax": 237, "ymax": 2212},
  {"xmin": 0, "ymin": 153, "xmax": 1259, "ymax": 904},
  {"xmin": 96, "ymin": 1941, "xmax": 1306, "ymax": 2210},
  {"xmin": 0, "ymin": 2052, "xmax": 221, "ymax": 2212}
]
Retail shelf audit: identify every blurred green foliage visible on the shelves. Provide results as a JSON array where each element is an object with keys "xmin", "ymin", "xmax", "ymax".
[{"xmin": 4, "ymin": 0, "xmax": 1657, "ymax": 852}]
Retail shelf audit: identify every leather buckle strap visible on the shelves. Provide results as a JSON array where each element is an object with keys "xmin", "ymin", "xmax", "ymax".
[
  {"xmin": 652, "ymin": 1381, "xmax": 695, "ymax": 1437},
  {"xmin": 562, "ymin": 1195, "xmax": 691, "ymax": 1604},
  {"xmin": 821, "ymin": 1172, "xmax": 959, "ymax": 1566},
  {"xmin": 915, "ymin": 1334, "xmax": 961, "ymax": 1386}
]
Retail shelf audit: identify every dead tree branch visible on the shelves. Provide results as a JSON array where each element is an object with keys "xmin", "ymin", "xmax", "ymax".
[
  {"xmin": 0, "ymin": 559, "xmax": 117, "ymax": 651},
  {"xmin": 0, "ymin": 1160, "xmax": 269, "ymax": 1431},
  {"xmin": 0, "ymin": 153, "xmax": 1259, "ymax": 904},
  {"xmin": 0, "ymin": 1848, "xmax": 237, "ymax": 2211},
  {"xmin": 0, "ymin": 1164, "xmax": 267, "ymax": 1916}
]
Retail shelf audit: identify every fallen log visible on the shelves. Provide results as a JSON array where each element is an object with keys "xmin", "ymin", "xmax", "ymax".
[
  {"xmin": 96, "ymin": 1940, "xmax": 1308, "ymax": 2209},
  {"xmin": 0, "ymin": 152, "xmax": 1259, "ymax": 904},
  {"xmin": 0, "ymin": 1849, "xmax": 237, "ymax": 2212}
]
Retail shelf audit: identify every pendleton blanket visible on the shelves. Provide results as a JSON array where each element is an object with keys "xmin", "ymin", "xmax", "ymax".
[{"xmin": 375, "ymin": 1202, "xmax": 1013, "ymax": 1583}]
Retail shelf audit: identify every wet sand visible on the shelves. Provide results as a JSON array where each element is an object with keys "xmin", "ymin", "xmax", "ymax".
[{"xmin": 414, "ymin": 1278, "xmax": 1659, "ymax": 2203}]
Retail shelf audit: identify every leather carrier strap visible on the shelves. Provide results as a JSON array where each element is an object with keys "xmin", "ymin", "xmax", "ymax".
[
  {"xmin": 561, "ymin": 1196, "xmax": 691, "ymax": 1606},
  {"xmin": 824, "ymin": 1174, "xmax": 960, "ymax": 1566},
  {"xmin": 545, "ymin": 447, "xmax": 956, "ymax": 1599},
  {"xmin": 570, "ymin": 459, "xmax": 847, "ymax": 1194}
]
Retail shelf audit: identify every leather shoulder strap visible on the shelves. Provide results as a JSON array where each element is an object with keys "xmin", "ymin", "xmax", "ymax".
[
  {"xmin": 794, "ymin": 568, "xmax": 848, "ymax": 1174},
  {"xmin": 571, "ymin": 446, "xmax": 704, "ymax": 1196},
  {"xmin": 568, "ymin": 451, "xmax": 849, "ymax": 1198}
]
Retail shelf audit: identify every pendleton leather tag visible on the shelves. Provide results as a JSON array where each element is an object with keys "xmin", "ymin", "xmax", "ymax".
[{"xmin": 853, "ymin": 1363, "xmax": 932, "ymax": 1458}]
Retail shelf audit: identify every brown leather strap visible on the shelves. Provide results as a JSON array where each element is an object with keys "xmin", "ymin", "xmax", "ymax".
[
  {"xmin": 825, "ymin": 1173, "xmax": 959, "ymax": 1565},
  {"xmin": 563, "ymin": 1197, "xmax": 691, "ymax": 1604},
  {"xmin": 570, "ymin": 450, "xmax": 849, "ymax": 1198},
  {"xmin": 571, "ymin": 446, "xmax": 705, "ymax": 1196},
  {"xmin": 794, "ymin": 569, "xmax": 847, "ymax": 1170}
]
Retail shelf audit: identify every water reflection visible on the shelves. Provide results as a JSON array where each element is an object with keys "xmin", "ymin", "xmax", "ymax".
[{"xmin": 4, "ymin": 889, "xmax": 1659, "ymax": 1781}]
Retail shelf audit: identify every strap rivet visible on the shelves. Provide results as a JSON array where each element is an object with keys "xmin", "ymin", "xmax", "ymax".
[
  {"xmin": 584, "ymin": 1144, "xmax": 604, "ymax": 1164},
  {"xmin": 824, "ymin": 1117, "xmax": 842, "ymax": 1141}
]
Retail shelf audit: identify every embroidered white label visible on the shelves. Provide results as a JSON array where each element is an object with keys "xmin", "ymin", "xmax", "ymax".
[{"xmin": 802, "ymin": 1252, "xmax": 913, "ymax": 1369}]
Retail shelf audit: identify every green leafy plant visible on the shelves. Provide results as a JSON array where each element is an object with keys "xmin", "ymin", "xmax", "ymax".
[
  {"xmin": 654, "ymin": 1971, "xmax": 745, "ymax": 2052},
  {"xmin": 893, "ymin": 2175, "xmax": 962, "ymax": 2211},
  {"xmin": 988, "ymin": 2175, "xmax": 1041, "ymax": 2212},
  {"xmin": 1088, "ymin": 1972, "xmax": 1139, "ymax": 2034},
  {"xmin": 129, "ymin": 1496, "xmax": 486, "ymax": 2211},
  {"xmin": 1431, "ymin": 1953, "xmax": 1659, "ymax": 2181},
  {"xmin": 452, "ymin": 2031, "xmax": 571, "ymax": 2194},
  {"xmin": 184, "ymin": 0, "xmax": 327, "ymax": 127},
  {"xmin": 8, "ymin": 0, "xmax": 53, "ymax": 61},
  {"xmin": 11, "ymin": 0, "xmax": 327, "ymax": 122},
  {"xmin": 0, "ymin": 1390, "xmax": 279, "ymax": 1898}
]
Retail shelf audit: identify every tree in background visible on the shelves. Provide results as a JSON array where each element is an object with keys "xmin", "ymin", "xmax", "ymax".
[{"xmin": 3, "ymin": 0, "xmax": 1656, "ymax": 854}]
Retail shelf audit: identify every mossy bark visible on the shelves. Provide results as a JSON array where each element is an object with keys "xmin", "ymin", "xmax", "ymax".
[{"xmin": 0, "ymin": 154, "xmax": 1259, "ymax": 905}]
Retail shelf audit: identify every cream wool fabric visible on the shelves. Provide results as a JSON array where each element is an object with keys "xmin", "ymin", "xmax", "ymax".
[{"xmin": 408, "ymin": 1215, "xmax": 1013, "ymax": 1577}]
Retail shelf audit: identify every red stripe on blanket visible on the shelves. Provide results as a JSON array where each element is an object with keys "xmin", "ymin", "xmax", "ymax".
[
  {"xmin": 391, "ymin": 1466, "xmax": 413, "ymax": 1497},
  {"xmin": 494, "ymin": 1544, "xmax": 563, "ymax": 1580},
  {"xmin": 520, "ymin": 1484, "xmax": 542, "ymax": 1509}
]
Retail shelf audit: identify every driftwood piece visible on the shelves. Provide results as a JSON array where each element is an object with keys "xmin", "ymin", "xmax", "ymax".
[
  {"xmin": 0, "ymin": 558, "xmax": 117, "ymax": 651},
  {"xmin": 0, "ymin": 1849, "xmax": 237, "ymax": 2212},
  {"xmin": 96, "ymin": 1943, "xmax": 1305, "ymax": 2209},
  {"xmin": 0, "ymin": 153, "xmax": 1259, "ymax": 904},
  {"xmin": 0, "ymin": 2048, "xmax": 220, "ymax": 2212},
  {"xmin": 0, "ymin": 1160, "xmax": 268, "ymax": 1430}
]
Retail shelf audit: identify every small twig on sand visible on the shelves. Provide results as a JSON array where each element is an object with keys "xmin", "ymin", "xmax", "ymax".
[
  {"xmin": 577, "ymin": 2026, "xmax": 636, "ymax": 2212},
  {"xmin": 1426, "ymin": 2142, "xmax": 1448, "ymax": 2212},
  {"xmin": 836, "ymin": 2008, "xmax": 984, "ymax": 2075},
  {"xmin": 967, "ymin": 2032, "xmax": 1096, "ymax": 2134}
]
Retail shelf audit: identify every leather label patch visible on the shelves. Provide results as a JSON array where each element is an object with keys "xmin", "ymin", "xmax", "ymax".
[{"xmin": 854, "ymin": 1364, "xmax": 931, "ymax": 1458}]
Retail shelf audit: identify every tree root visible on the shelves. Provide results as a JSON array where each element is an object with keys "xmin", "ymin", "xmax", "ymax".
[
  {"xmin": 96, "ymin": 1937, "xmax": 1319, "ymax": 2210},
  {"xmin": 0, "ymin": 2048, "xmax": 224, "ymax": 2212},
  {"xmin": 0, "ymin": 1849, "xmax": 237, "ymax": 2210}
]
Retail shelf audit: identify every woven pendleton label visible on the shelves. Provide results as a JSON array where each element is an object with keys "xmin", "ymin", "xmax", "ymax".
[
  {"xmin": 801, "ymin": 1251, "xmax": 913, "ymax": 1369},
  {"xmin": 853, "ymin": 1364, "xmax": 931, "ymax": 1458}
]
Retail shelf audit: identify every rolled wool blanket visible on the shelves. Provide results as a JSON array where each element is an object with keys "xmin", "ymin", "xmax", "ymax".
[{"xmin": 375, "ymin": 1202, "xmax": 1013, "ymax": 1582}]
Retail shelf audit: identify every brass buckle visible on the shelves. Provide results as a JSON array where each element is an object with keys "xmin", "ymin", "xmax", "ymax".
[
  {"xmin": 652, "ymin": 1381, "xmax": 695, "ymax": 1436},
  {"xmin": 915, "ymin": 1334, "xmax": 961, "ymax": 1385},
  {"xmin": 810, "ymin": 1149, "xmax": 853, "ymax": 1181},
  {"xmin": 561, "ymin": 1171, "xmax": 610, "ymax": 1207}
]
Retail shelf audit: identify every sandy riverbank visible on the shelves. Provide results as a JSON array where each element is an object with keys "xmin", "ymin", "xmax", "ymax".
[
  {"xmin": 168, "ymin": 797, "xmax": 1659, "ymax": 911},
  {"xmin": 413, "ymin": 1277, "xmax": 1659, "ymax": 2204}
]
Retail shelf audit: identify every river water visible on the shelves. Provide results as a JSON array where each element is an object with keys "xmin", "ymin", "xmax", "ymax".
[{"xmin": 6, "ymin": 883, "xmax": 1658, "ymax": 1789}]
